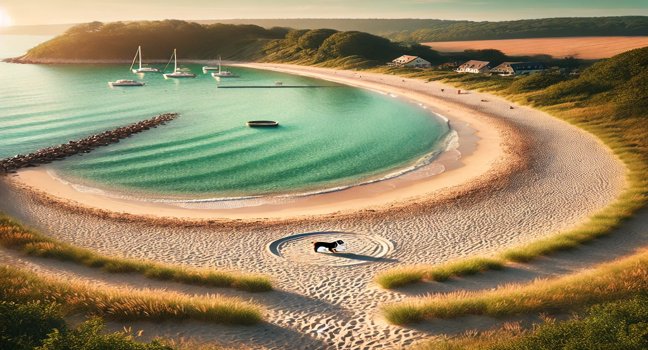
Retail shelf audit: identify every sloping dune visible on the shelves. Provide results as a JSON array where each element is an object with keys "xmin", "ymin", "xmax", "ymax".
[{"xmin": 423, "ymin": 36, "xmax": 648, "ymax": 59}]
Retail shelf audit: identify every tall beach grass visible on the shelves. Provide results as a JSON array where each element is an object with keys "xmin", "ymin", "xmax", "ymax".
[
  {"xmin": 411, "ymin": 294, "xmax": 648, "ymax": 350},
  {"xmin": 0, "ymin": 264, "xmax": 263, "ymax": 325},
  {"xmin": 374, "ymin": 63, "xmax": 648, "ymax": 289},
  {"xmin": 383, "ymin": 249, "xmax": 648, "ymax": 325},
  {"xmin": 0, "ymin": 213, "xmax": 272, "ymax": 292}
]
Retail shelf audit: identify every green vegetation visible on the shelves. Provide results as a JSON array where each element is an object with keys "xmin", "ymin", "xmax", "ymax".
[
  {"xmin": 262, "ymin": 28, "xmax": 441, "ymax": 68},
  {"xmin": 0, "ymin": 264, "xmax": 263, "ymax": 325},
  {"xmin": 22, "ymin": 20, "xmax": 288, "ymax": 60},
  {"xmin": 8, "ymin": 17, "xmax": 648, "ymax": 40},
  {"xmin": 376, "ymin": 46, "xmax": 648, "ymax": 289},
  {"xmin": 14, "ymin": 17, "xmax": 648, "ymax": 64},
  {"xmin": 388, "ymin": 16, "xmax": 648, "ymax": 42},
  {"xmin": 383, "ymin": 249, "xmax": 648, "ymax": 325},
  {"xmin": 413, "ymin": 295, "xmax": 648, "ymax": 350},
  {"xmin": 0, "ymin": 213, "xmax": 272, "ymax": 292},
  {"xmin": 1, "ymin": 300, "xmax": 172, "ymax": 350}
]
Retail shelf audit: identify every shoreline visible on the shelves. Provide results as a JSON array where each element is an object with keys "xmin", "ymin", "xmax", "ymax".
[
  {"xmin": 0, "ymin": 61, "xmax": 628, "ymax": 350},
  {"xmin": 37, "ymin": 126, "xmax": 458, "ymax": 204},
  {"xmin": 5, "ymin": 63, "xmax": 527, "ymax": 223}
]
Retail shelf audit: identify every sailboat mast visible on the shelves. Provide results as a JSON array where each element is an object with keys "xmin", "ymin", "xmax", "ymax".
[
  {"xmin": 129, "ymin": 47, "xmax": 138, "ymax": 72},
  {"xmin": 174, "ymin": 49, "xmax": 177, "ymax": 72},
  {"xmin": 138, "ymin": 46, "xmax": 142, "ymax": 70},
  {"xmin": 218, "ymin": 55, "xmax": 222, "ymax": 74}
]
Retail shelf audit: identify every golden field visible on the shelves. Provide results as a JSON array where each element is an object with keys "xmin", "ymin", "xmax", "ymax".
[{"xmin": 423, "ymin": 36, "xmax": 648, "ymax": 59}]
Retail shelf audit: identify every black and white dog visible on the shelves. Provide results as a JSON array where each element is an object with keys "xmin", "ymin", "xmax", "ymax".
[{"xmin": 312, "ymin": 240, "xmax": 346, "ymax": 253}]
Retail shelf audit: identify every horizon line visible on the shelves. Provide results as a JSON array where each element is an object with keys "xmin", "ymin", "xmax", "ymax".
[{"xmin": 6, "ymin": 14, "xmax": 648, "ymax": 28}]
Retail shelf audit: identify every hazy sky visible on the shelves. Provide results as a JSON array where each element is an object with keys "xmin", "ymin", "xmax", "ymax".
[{"xmin": 2, "ymin": 0, "xmax": 648, "ymax": 26}]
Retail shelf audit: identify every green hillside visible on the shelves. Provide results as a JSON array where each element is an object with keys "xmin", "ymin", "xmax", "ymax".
[
  {"xmin": 20, "ymin": 20, "xmax": 288, "ymax": 61},
  {"xmin": 6, "ymin": 16, "xmax": 648, "ymax": 41},
  {"xmin": 387, "ymin": 16, "xmax": 648, "ymax": 42},
  {"xmin": 262, "ymin": 28, "xmax": 441, "ymax": 68},
  {"xmin": 208, "ymin": 17, "xmax": 648, "ymax": 42}
]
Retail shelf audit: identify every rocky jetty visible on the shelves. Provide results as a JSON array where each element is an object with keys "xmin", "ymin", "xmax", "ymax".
[{"xmin": 0, "ymin": 113, "xmax": 179, "ymax": 174}]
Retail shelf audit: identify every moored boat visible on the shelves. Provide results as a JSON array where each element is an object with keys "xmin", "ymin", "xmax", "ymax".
[
  {"xmin": 163, "ymin": 49, "xmax": 196, "ymax": 79},
  {"xmin": 109, "ymin": 79, "xmax": 145, "ymax": 87},
  {"xmin": 130, "ymin": 46, "xmax": 160, "ymax": 73},
  {"xmin": 210, "ymin": 56, "xmax": 239, "ymax": 78},
  {"xmin": 246, "ymin": 120, "xmax": 279, "ymax": 127}
]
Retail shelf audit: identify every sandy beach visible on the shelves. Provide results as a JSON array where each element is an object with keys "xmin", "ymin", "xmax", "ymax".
[
  {"xmin": 0, "ymin": 64, "xmax": 628, "ymax": 349},
  {"xmin": 8, "ymin": 63, "xmax": 518, "ymax": 221}
]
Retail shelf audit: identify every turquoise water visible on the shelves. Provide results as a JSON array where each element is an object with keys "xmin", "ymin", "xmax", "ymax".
[{"xmin": 0, "ymin": 36, "xmax": 449, "ymax": 198}]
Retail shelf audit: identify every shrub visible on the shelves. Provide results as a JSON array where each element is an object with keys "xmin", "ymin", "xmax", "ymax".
[
  {"xmin": 37, "ymin": 318, "xmax": 172, "ymax": 350},
  {"xmin": 0, "ymin": 301, "xmax": 65, "ymax": 350}
]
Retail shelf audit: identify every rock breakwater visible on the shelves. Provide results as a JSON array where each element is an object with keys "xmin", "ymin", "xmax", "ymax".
[{"xmin": 0, "ymin": 113, "xmax": 179, "ymax": 174}]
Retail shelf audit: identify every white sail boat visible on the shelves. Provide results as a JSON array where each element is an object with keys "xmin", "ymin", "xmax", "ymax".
[
  {"xmin": 130, "ymin": 46, "xmax": 159, "ymax": 73},
  {"xmin": 163, "ymin": 49, "xmax": 196, "ymax": 79},
  {"xmin": 210, "ymin": 56, "xmax": 239, "ymax": 78}
]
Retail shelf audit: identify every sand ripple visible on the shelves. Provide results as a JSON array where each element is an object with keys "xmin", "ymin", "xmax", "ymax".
[
  {"xmin": 0, "ymin": 64, "xmax": 628, "ymax": 350},
  {"xmin": 267, "ymin": 231, "xmax": 395, "ymax": 266}
]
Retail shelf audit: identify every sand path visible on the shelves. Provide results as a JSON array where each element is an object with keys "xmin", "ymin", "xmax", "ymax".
[{"xmin": 0, "ymin": 65, "xmax": 628, "ymax": 349}]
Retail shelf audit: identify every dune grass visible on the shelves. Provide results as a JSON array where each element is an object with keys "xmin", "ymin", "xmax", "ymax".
[
  {"xmin": 374, "ymin": 55, "xmax": 648, "ymax": 289},
  {"xmin": 0, "ymin": 264, "xmax": 263, "ymax": 325},
  {"xmin": 0, "ymin": 213, "xmax": 272, "ymax": 292},
  {"xmin": 383, "ymin": 249, "xmax": 648, "ymax": 325},
  {"xmin": 412, "ymin": 294, "xmax": 648, "ymax": 350}
]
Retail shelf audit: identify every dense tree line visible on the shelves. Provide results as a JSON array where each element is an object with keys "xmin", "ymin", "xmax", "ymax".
[
  {"xmin": 23, "ymin": 20, "xmax": 289, "ymax": 60},
  {"xmin": 262, "ymin": 28, "xmax": 442, "ymax": 66},
  {"xmin": 387, "ymin": 16, "xmax": 648, "ymax": 42}
]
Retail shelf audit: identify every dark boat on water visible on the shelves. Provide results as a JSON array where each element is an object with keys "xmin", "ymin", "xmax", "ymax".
[{"xmin": 246, "ymin": 120, "xmax": 279, "ymax": 127}]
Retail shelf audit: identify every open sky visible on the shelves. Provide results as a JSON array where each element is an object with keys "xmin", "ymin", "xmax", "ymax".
[{"xmin": 1, "ymin": 0, "xmax": 647, "ymax": 26}]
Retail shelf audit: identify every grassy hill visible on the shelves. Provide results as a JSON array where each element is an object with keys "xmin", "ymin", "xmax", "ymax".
[
  {"xmin": 17, "ymin": 21, "xmax": 444, "ymax": 67},
  {"xmin": 388, "ymin": 16, "xmax": 648, "ymax": 42},
  {"xmin": 19, "ymin": 20, "xmax": 288, "ymax": 61},
  {"xmin": 207, "ymin": 17, "xmax": 648, "ymax": 42},
  {"xmin": 6, "ymin": 16, "xmax": 648, "ymax": 41},
  {"xmin": 262, "ymin": 28, "xmax": 442, "ymax": 68}
]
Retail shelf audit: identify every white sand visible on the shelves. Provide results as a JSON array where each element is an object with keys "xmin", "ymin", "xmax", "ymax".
[
  {"xmin": 0, "ymin": 64, "xmax": 628, "ymax": 349},
  {"xmin": 9, "ymin": 65, "xmax": 510, "ymax": 220}
]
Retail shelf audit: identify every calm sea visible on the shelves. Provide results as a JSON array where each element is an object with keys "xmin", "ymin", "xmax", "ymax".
[{"xmin": 0, "ymin": 35, "xmax": 449, "ymax": 198}]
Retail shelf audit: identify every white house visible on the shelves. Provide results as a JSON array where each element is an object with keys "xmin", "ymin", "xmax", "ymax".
[
  {"xmin": 456, "ymin": 60, "xmax": 491, "ymax": 73},
  {"xmin": 390, "ymin": 55, "xmax": 431, "ymax": 68},
  {"xmin": 490, "ymin": 62, "xmax": 547, "ymax": 76}
]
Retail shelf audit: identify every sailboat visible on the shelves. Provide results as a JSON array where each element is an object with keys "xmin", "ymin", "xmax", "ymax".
[
  {"xmin": 163, "ymin": 49, "xmax": 196, "ymax": 79},
  {"xmin": 210, "ymin": 56, "xmax": 239, "ymax": 78},
  {"xmin": 130, "ymin": 46, "xmax": 159, "ymax": 73}
]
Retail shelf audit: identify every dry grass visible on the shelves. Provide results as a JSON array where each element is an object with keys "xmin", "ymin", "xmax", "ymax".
[
  {"xmin": 0, "ymin": 213, "xmax": 272, "ymax": 292},
  {"xmin": 374, "ymin": 195, "xmax": 642, "ymax": 289},
  {"xmin": 423, "ymin": 36, "xmax": 648, "ymax": 59},
  {"xmin": 0, "ymin": 264, "xmax": 263, "ymax": 325},
  {"xmin": 383, "ymin": 249, "xmax": 648, "ymax": 325},
  {"xmin": 412, "ymin": 296, "xmax": 648, "ymax": 349},
  {"xmin": 375, "ymin": 62, "xmax": 648, "ymax": 290}
]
